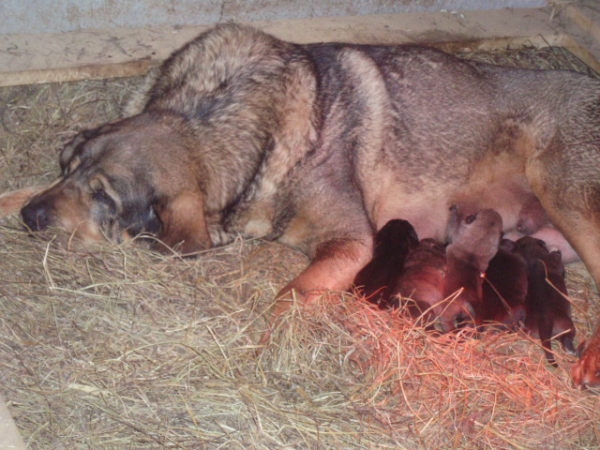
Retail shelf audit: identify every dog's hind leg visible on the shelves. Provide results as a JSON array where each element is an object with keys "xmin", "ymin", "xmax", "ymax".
[
  {"xmin": 525, "ymin": 127, "xmax": 600, "ymax": 383},
  {"xmin": 533, "ymin": 206, "xmax": 600, "ymax": 287},
  {"xmin": 524, "ymin": 131, "xmax": 600, "ymax": 289},
  {"xmin": 258, "ymin": 237, "xmax": 372, "ymax": 346}
]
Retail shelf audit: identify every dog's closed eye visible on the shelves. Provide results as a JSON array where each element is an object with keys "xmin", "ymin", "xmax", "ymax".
[
  {"xmin": 89, "ymin": 177, "xmax": 118, "ymax": 213},
  {"xmin": 92, "ymin": 188, "xmax": 113, "ymax": 203}
]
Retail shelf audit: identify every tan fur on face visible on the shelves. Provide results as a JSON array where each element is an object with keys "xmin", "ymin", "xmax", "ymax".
[
  {"xmin": 37, "ymin": 180, "xmax": 104, "ymax": 241},
  {"xmin": 154, "ymin": 190, "xmax": 210, "ymax": 254}
]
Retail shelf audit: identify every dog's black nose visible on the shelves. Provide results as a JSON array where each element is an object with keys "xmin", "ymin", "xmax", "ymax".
[{"xmin": 21, "ymin": 201, "xmax": 51, "ymax": 231}]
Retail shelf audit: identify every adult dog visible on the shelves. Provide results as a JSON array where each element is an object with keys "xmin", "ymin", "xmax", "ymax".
[{"xmin": 7, "ymin": 24, "xmax": 600, "ymax": 357}]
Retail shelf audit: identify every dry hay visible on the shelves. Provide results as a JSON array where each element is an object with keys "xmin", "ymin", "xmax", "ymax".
[{"xmin": 1, "ymin": 44, "xmax": 600, "ymax": 450}]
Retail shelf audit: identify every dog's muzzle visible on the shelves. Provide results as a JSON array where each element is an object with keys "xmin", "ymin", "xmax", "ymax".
[{"xmin": 21, "ymin": 200, "xmax": 51, "ymax": 231}]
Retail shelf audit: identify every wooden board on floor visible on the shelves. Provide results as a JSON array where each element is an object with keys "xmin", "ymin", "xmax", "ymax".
[
  {"xmin": 0, "ymin": 394, "xmax": 26, "ymax": 450},
  {"xmin": 1, "ymin": 4, "xmax": 599, "ymax": 88}
]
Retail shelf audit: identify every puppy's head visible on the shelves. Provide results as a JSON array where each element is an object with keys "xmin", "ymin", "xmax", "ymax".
[
  {"xmin": 513, "ymin": 236, "xmax": 566, "ymax": 278},
  {"xmin": 21, "ymin": 112, "xmax": 211, "ymax": 254},
  {"xmin": 446, "ymin": 206, "xmax": 503, "ymax": 271}
]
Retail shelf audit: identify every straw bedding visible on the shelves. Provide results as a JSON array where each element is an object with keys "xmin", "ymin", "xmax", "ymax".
[{"xmin": 0, "ymin": 45, "xmax": 599, "ymax": 449}]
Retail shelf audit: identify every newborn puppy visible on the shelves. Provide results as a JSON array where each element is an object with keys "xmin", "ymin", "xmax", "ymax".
[
  {"xmin": 571, "ymin": 325, "xmax": 600, "ymax": 390},
  {"xmin": 353, "ymin": 219, "xmax": 419, "ymax": 307},
  {"xmin": 480, "ymin": 239, "xmax": 528, "ymax": 330},
  {"xmin": 389, "ymin": 238, "xmax": 449, "ymax": 330},
  {"xmin": 513, "ymin": 236, "xmax": 577, "ymax": 366},
  {"xmin": 443, "ymin": 206, "xmax": 503, "ymax": 329}
]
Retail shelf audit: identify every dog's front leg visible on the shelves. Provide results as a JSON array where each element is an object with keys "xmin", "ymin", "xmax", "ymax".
[{"xmin": 258, "ymin": 238, "xmax": 372, "ymax": 346}]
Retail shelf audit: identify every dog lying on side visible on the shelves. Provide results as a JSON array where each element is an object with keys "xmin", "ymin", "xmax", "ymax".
[{"xmin": 3, "ymin": 25, "xmax": 600, "ymax": 377}]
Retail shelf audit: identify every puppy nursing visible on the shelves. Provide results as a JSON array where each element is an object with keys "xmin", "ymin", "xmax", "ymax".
[
  {"xmin": 481, "ymin": 239, "xmax": 527, "ymax": 330},
  {"xmin": 355, "ymin": 205, "xmax": 577, "ymax": 369},
  {"xmin": 443, "ymin": 206, "xmax": 503, "ymax": 330},
  {"xmin": 389, "ymin": 238, "xmax": 450, "ymax": 330},
  {"xmin": 513, "ymin": 236, "xmax": 576, "ymax": 366},
  {"xmin": 353, "ymin": 219, "xmax": 419, "ymax": 307}
]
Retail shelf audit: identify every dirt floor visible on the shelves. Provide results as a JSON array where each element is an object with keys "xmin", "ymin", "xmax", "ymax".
[{"xmin": 1, "ymin": 45, "xmax": 600, "ymax": 449}]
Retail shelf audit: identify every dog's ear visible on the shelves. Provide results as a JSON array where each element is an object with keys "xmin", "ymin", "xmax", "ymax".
[
  {"xmin": 59, "ymin": 128, "xmax": 101, "ymax": 174},
  {"xmin": 153, "ymin": 190, "xmax": 211, "ymax": 254},
  {"xmin": 59, "ymin": 134, "xmax": 85, "ymax": 172}
]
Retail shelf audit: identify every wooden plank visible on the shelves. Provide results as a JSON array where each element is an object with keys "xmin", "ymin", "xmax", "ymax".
[
  {"xmin": 0, "ymin": 394, "xmax": 26, "ymax": 450},
  {"xmin": 551, "ymin": 0, "xmax": 600, "ymax": 73},
  {"xmin": 0, "ymin": 7, "xmax": 585, "ymax": 87}
]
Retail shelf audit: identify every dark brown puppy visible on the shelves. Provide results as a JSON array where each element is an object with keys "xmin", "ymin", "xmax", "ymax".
[
  {"xmin": 389, "ymin": 238, "xmax": 450, "ymax": 330},
  {"xmin": 571, "ymin": 325, "xmax": 600, "ymax": 389},
  {"xmin": 444, "ymin": 206, "xmax": 503, "ymax": 329},
  {"xmin": 480, "ymin": 239, "xmax": 528, "ymax": 330},
  {"xmin": 513, "ymin": 236, "xmax": 576, "ymax": 366},
  {"xmin": 353, "ymin": 219, "xmax": 419, "ymax": 307}
]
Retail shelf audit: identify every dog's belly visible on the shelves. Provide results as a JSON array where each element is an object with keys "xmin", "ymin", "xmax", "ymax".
[
  {"xmin": 374, "ymin": 188, "xmax": 451, "ymax": 241},
  {"xmin": 371, "ymin": 152, "xmax": 533, "ymax": 241}
]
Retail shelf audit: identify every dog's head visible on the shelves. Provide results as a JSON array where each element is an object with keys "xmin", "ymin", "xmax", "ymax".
[{"xmin": 21, "ymin": 112, "xmax": 211, "ymax": 254}]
